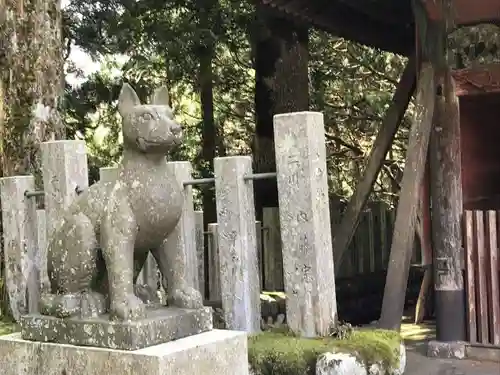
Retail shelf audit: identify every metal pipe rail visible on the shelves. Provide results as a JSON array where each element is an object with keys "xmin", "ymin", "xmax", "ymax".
[
  {"xmin": 24, "ymin": 185, "xmax": 85, "ymax": 198},
  {"xmin": 243, "ymin": 172, "xmax": 277, "ymax": 181}
]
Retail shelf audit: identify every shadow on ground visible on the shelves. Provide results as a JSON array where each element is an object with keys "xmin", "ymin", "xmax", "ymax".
[{"xmin": 400, "ymin": 318, "xmax": 499, "ymax": 375}]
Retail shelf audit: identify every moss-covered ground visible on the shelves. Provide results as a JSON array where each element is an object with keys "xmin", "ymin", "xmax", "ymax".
[
  {"xmin": 0, "ymin": 320, "xmax": 17, "ymax": 336},
  {"xmin": 248, "ymin": 329, "xmax": 401, "ymax": 375}
]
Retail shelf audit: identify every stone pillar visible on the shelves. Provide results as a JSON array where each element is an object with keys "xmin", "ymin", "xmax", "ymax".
[
  {"xmin": 36, "ymin": 209, "xmax": 48, "ymax": 293},
  {"xmin": 273, "ymin": 111, "xmax": 337, "ymax": 337},
  {"xmin": 214, "ymin": 156, "xmax": 261, "ymax": 332},
  {"xmin": 164, "ymin": 161, "xmax": 199, "ymax": 291},
  {"xmin": 207, "ymin": 223, "xmax": 221, "ymax": 301},
  {"xmin": 194, "ymin": 210, "xmax": 205, "ymax": 296},
  {"xmin": 255, "ymin": 220, "xmax": 263, "ymax": 290},
  {"xmin": 41, "ymin": 140, "xmax": 89, "ymax": 241},
  {"xmin": 262, "ymin": 207, "xmax": 284, "ymax": 291},
  {"xmin": 99, "ymin": 166, "xmax": 120, "ymax": 183},
  {"xmin": 0, "ymin": 175, "xmax": 36, "ymax": 320}
]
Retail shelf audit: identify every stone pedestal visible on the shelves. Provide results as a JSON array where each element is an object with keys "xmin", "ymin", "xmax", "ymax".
[
  {"xmin": 0, "ymin": 329, "xmax": 248, "ymax": 375},
  {"xmin": 20, "ymin": 307, "xmax": 212, "ymax": 351}
]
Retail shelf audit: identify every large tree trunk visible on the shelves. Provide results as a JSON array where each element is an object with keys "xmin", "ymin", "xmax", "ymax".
[
  {"xmin": 0, "ymin": 0, "xmax": 65, "ymax": 180},
  {"xmin": 196, "ymin": 0, "xmax": 218, "ymax": 300},
  {"xmin": 0, "ymin": 0, "xmax": 64, "ymax": 318},
  {"xmin": 252, "ymin": 9, "xmax": 309, "ymax": 219}
]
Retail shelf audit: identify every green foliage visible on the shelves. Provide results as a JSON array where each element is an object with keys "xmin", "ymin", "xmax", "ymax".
[
  {"xmin": 248, "ymin": 329, "xmax": 401, "ymax": 375},
  {"xmin": 59, "ymin": 0, "xmax": 417, "ymax": 206}
]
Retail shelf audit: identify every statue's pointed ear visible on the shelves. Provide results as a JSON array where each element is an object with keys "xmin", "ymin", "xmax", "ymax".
[
  {"xmin": 118, "ymin": 83, "xmax": 141, "ymax": 117},
  {"xmin": 152, "ymin": 86, "xmax": 170, "ymax": 106}
]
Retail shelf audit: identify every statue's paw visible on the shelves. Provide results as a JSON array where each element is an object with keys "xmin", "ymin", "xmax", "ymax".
[
  {"xmin": 134, "ymin": 284, "xmax": 160, "ymax": 304},
  {"xmin": 40, "ymin": 293, "xmax": 81, "ymax": 318},
  {"xmin": 80, "ymin": 291, "xmax": 107, "ymax": 318},
  {"xmin": 110, "ymin": 293, "xmax": 146, "ymax": 321},
  {"xmin": 168, "ymin": 286, "xmax": 203, "ymax": 309}
]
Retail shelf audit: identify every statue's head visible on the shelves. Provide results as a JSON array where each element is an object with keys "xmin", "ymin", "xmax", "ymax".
[{"xmin": 118, "ymin": 83, "xmax": 183, "ymax": 154}]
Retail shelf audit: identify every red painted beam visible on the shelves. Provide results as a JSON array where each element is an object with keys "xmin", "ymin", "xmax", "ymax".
[
  {"xmin": 424, "ymin": 0, "xmax": 500, "ymax": 26},
  {"xmin": 452, "ymin": 63, "xmax": 500, "ymax": 96}
]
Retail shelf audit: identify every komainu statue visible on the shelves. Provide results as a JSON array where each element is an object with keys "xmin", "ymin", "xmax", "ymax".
[{"xmin": 39, "ymin": 83, "xmax": 203, "ymax": 321}]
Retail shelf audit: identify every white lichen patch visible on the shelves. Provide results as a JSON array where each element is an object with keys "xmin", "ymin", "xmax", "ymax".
[{"xmin": 316, "ymin": 352, "xmax": 367, "ymax": 375}]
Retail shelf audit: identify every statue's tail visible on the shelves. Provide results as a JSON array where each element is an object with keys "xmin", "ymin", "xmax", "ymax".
[{"xmin": 39, "ymin": 291, "xmax": 108, "ymax": 318}]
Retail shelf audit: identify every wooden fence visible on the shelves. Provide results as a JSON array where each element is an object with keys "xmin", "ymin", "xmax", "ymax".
[
  {"xmin": 201, "ymin": 201, "xmax": 422, "ymax": 296},
  {"xmin": 464, "ymin": 210, "xmax": 500, "ymax": 345}
]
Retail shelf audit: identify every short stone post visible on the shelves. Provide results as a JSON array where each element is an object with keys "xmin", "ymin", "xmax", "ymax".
[
  {"xmin": 99, "ymin": 166, "xmax": 120, "ymax": 183},
  {"xmin": 164, "ymin": 161, "xmax": 199, "ymax": 291},
  {"xmin": 256, "ymin": 220, "xmax": 263, "ymax": 290},
  {"xmin": 214, "ymin": 156, "xmax": 261, "ymax": 333},
  {"xmin": 41, "ymin": 140, "xmax": 89, "ymax": 240},
  {"xmin": 273, "ymin": 111, "xmax": 337, "ymax": 337},
  {"xmin": 194, "ymin": 210, "xmax": 205, "ymax": 296},
  {"xmin": 36, "ymin": 209, "xmax": 48, "ymax": 293},
  {"xmin": 262, "ymin": 207, "xmax": 284, "ymax": 291},
  {"xmin": 207, "ymin": 223, "xmax": 221, "ymax": 301},
  {"xmin": 0, "ymin": 175, "xmax": 36, "ymax": 320}
]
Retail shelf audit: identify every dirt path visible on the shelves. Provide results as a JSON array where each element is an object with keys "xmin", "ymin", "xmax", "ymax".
[{"xmin": 401, "ymin": 321, "xmax": 499, "ymax": 375}]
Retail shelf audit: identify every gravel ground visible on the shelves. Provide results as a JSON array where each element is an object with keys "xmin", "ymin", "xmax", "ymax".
[
  {"xmin": 401, "ymin": 320, "xmax": 499, "ymax": 375},
  {"xmin": 405, "ymin": 345, "xmax": 500, "ymax": 375}
]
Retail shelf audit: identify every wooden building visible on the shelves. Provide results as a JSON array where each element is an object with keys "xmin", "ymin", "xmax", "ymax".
[{"xmin": 255, "ymin": 0, "xmax": 500, "ymax": 348}]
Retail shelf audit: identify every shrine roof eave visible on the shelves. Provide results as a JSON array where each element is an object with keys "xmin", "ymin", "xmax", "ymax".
[
  {"xmin": 255, "ymin": 0, "xmax": 415, "ymax": 56},
  {"xmin": 256, "ymin": 0, "xmax": 500, "ymax": 56}
]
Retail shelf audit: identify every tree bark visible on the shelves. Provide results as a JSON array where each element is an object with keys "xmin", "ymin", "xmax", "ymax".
[
  {"xmin": 0, "ymin": 0, "xmax": 65, "ymax": 180},
  {"xmin": 252, "ymin": 8, "xmax": 309, "ymax": 218},
  {"xmin": 378, "ymin": 63, "xmax": 435, "ymax": 330},
  {"xmin": 333, "ymin": 56, "xmax": 417, "ymax": 270},
  {"xmin": 429, "ymin": 69, "xmax": 466, "ymax": 341},
  {"xmin": 0, "ymin": 0, "xmax": 64, "ymax": 317}
]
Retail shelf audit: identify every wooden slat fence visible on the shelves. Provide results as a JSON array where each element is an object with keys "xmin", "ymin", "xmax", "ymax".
[
  {"xmin": 464, "ymin": 210, "xmax": 500, "ymax": 346},
  {"xmin": 201, "ymin": 201, "xmax": 422, "ymax": 297}
]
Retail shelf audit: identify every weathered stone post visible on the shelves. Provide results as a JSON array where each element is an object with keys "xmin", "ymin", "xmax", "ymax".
[
  {"xmin": 99, "ymin": 166, "xmax": 120, "ymax": 183},
  {"xmin": 164, "ymin": 161, "xmax": 199, "ymax": 291},
  {"xmin": 262, "ymin": 207, "xmax": 284, "ymax": 291},
  {"xmin": 194, "ymin": 210, "xmax": 205, "ymax": 296},
  {"xmin": 273, "ymin": 111, "xmax": 337, "ymax": 337},
  {"xmin": 255, "ymin": 220, "xmax": 263, "ymax": 290},
  {"xmin": 207, "ymin": 223, "xmax": 221, "ymax": 301},
  {"xmin": 0, "ymin": 175, "xmax": 36, "ymax": 320},
  {"xmin": 41, "ymin": 140, "xmax": 89, "ymax": 240},
  {"xmin": 36, "ymin": 209, "xmax": 48, "ymax": 293},
  {"xmin": 214, "ymin": 156, "xmax": 261, "ymax": 332}
]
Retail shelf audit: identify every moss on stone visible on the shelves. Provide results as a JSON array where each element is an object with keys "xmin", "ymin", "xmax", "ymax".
[
  {"xmin": 248, "ymin": 329, "xmax": 401, "ymax": 375},
  {"xmin": 0, "ymin": 320, "xmax": 18, "ymax": 336}
]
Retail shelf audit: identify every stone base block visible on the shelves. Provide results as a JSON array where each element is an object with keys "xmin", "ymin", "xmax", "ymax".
[
  {"xmin": 20, "ymin": 306, "xmax": 212, "ymax": 350},
  {"xmin": 0, "ymin": 329, "xmax": 248, "ymax": 375},
  {"xmin": 427, "ymin": 340, "xmax": 466, "ymax": 359}
]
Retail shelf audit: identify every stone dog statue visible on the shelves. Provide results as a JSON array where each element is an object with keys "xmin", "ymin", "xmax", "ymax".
[{"xmin": 39, "ymin": 83, "xmax": 203, "ymax": 321}]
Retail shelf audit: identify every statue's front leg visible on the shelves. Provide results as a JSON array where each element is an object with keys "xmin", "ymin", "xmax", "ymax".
[
  {"xmin": 151, "ymin": 237, "xmax": 203, "ymax": 309},
  {"xmin": 101, "ymin": 196, "xmax": 145, "ymax": 321}
]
